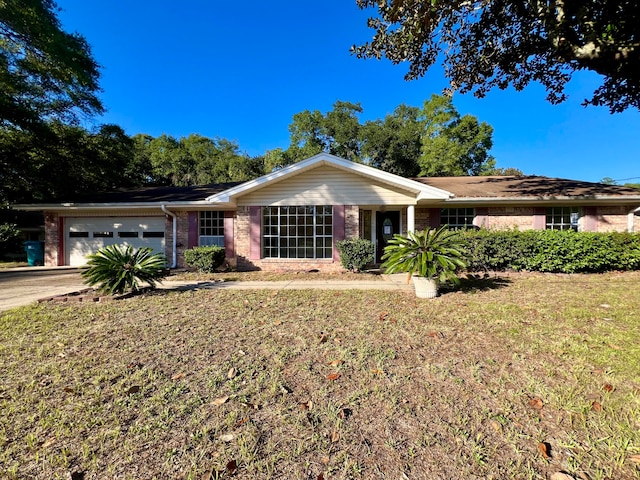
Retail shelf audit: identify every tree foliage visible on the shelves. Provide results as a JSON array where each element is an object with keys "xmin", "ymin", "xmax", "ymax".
[
  {"xmin": 0, "ymin": 0, "xmax": 103, "ymax": 132},
  {"xmin": 353, "ymin": 0, "xmax": 640, "ymax": 112},
  {"xmin": 286, "ymin": 96, "xmax": 504, "ymax": 177}
]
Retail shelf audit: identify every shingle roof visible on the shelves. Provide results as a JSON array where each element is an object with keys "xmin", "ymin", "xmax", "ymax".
[
  {"xmin": 413, "ymin": 176, "xmax": 640, "ymax": 199},
  {"xmin": 66, "ymin": 182, "xmax": 244, "ymax": 203}
]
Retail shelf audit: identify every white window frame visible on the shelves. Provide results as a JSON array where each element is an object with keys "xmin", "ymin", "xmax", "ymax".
[
  {"xmin": 262, "ymin": 206, "xmax": 333, "ymax": 259},
  {"xmin": 199, "ymin": 211, "xmax": 225, "ymax": 247},
  {"xmin": 546, "ymin": 207, "xmax": 582, "ymax": 231},
  {"xmin": 441, "ymin": 208, "xmax": 475, "ymax": 229}
]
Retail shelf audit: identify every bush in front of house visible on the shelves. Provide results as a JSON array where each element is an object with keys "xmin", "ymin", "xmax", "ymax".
[
  {"xmin": 336, "ymin": 238, "xmax": 375, "ymax": 272},
  {"xmin": 183, "ymin": 245, "xmax": 226, "ymax": 273},
  {"xmin": 458, "ymin": 229, "xmax": 640, "ymax": 273},
  {"xmin": 81, "ymin": 244, "xmax": 168, "ymax": 294},
  {"xmin": 0, "ymin": 223, "xmax": 21, "ymax": 258}
]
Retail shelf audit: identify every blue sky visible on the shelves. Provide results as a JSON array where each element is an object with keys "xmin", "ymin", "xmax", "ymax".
[{"xmin": 56, "ymin": 0, "xmax": 640, "ymax": 183}]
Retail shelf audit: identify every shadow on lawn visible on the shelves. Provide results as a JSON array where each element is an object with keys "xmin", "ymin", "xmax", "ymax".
[{"xmin": 442, "ymin": 273, "xmax": 512, "ymax": 294}]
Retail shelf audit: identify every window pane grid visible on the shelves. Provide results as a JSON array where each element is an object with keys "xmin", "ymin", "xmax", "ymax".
[
  {"xmin": 199, "ymin": 211, "xmax": 225, "ymax": 246},
  {"xmin": 546, "ymin": 207, "xmax": 580, "ymax": 231},
  {"xmin": 263, "ymin": 206, "xmax": 332, "ymax": 259},
  {"xmin": 441, "ymin": 208, "xmax": 475, "ymax": 229}
]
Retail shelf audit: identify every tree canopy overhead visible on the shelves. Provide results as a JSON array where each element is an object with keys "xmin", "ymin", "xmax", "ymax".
[
  {"xmin": 0, "ymin": 0, "xmax": 103, "ymax": 132},
  {"xmin": 353, "ymin": 1, "xmax": 640, "ymax": 113}
]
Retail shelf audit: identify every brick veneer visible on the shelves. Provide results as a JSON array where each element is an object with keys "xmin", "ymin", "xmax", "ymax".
[{"xmin": 44, "ymin": 212, "xmax": 60, "ymax": 266}]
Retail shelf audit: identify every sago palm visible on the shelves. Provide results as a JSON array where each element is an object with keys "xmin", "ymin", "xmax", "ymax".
[{"xmin": 81, "ymin": 244, "xmax": 168, "ymax": 295}]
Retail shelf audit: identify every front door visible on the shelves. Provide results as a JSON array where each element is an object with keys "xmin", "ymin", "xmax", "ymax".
[{"xmin": 376, "ymin": 211, "xmax": 400, "ymax": 263}]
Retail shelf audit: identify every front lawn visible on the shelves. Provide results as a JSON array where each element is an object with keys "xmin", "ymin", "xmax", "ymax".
[{"xmin": 1, "ymin": 273, "xmax": 639, "ymax": 479}]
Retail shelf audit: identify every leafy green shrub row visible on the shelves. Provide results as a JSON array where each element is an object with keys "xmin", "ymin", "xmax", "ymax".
[
  {"xmin": 336, "ymin": 238, "xmax": 375, "ymax": 272},
  {"xmin": 184, "ymin": 245, "xmax": 226, "ymax": 273},
  {"xmin": 458, "ymin": 229, "xmax": 640, "ymax": 273}
]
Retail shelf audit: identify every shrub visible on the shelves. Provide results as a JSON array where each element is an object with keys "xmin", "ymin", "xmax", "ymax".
[
  {"xmin": 459, "ymin": 229, "xmax": 640, "ymax": 273},
  {"xmin": 0, "ymin": 223, "xmax": 21, "ymax": 258},
  {"xmin": 336, "ymin": 238, "xmax": 375, "ymax": 272},
  {"xmin": 81, "ymin": 244, "xmax": 168, "ymax": 294},
  {"xmin": 183, "ymin": 245, "xmax": 226, "ymax": 273}
]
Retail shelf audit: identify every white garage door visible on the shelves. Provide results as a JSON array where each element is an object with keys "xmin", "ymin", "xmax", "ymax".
[{"xmin": 65, "ymin": 217, "xmax": 166, "ymax": 266}]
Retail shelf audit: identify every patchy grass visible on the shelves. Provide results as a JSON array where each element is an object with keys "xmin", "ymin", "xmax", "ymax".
[
  {"xmin": 169, "ymin": 269, "xmax": 384, "ymax": 282},
  {"xmin": 1, "ymin": 273, "xmax": 639, "ymax": 479},
  {"xmin": 0, "ymin": 261, "xmax": 29, "ymax": 269}
]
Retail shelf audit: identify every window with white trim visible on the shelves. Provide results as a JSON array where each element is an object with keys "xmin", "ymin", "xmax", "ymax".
[
  {"xmin": 199, "ymin": 211, "xmax": 224, "ymax": 246},
  {"xmin": 546, "ymin": 207, "xmax": 581, "ymax": 231},
  {"xmin": 441, "ymin": 208, "xmax": 475, "ymax": 229},
  {"xmin": 262, "ymin": 206, "xmax": 333, "ymax": 259}
]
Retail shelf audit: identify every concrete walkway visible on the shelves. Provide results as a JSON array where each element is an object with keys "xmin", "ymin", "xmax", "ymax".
[{"xmin": 0, "ymin": 267, "xmax": 413, "ymax": 313}]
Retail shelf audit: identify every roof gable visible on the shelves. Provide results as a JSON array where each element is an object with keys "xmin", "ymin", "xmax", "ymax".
[{"xmin": 206, "ymin": 153, "xmax": 452, "ymax": 204}]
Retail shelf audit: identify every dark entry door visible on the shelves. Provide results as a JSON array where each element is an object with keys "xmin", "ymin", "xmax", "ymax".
[{"xmin": 376, "ymin": 211, "xmax": 400, "ymax": 263}]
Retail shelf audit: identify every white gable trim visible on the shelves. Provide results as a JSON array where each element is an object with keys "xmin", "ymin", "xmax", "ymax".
[{"xmin": 205, "ymin": 153, "xmax": 453, "ymax": 204}]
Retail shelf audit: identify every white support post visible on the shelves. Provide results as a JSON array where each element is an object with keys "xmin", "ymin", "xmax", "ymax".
[{"xmin": 407, "ymin": 205, "xmax": 415, "ymax": 233}]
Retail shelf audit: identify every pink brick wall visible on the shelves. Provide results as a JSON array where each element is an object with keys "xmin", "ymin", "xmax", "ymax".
[
  {"xmin": 44, "ymin": 212, "xmax": 60, "ymax": 266},
  {"xmin": 595, "ymin": 205, "xmax": 635, "ymax": 232},
  {"xmin": 486, "ymin": 207, "xmax": 538, "ymax": 230}
]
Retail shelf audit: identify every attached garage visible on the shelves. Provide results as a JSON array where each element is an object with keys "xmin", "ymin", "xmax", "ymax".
[{"xmin": 65, "ymin": 216, "xmax": 166, "ymax": 266}]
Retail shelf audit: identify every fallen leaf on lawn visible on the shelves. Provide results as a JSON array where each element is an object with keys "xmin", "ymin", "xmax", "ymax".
[
  {"xmin": 317, "ymin": 474, "xmax": 324, "ymax": 480},
  {"xmin": 227, "ymin": 367, "xmax": 237, "ymax": 379},
  {"xmin": 603, "ymin": 383, "xmax": 614, "ymax": 392},
  {"xmin": 212, "ymin": 396, "xmax": 229, "ymax": 406},
  {"xmin": 200, "ymin": 467, "xmax": 216, "ymax": 480},
  {"xmin": 241, "ymin": 401, "xmax": 260, "ymax": 410},
  {"xmin": 126, "ymin": 385, "xmax": 140, "ymax": 395},
  {"xmin": 591, "ymin": 401, "xmax": 602, "ymax": 412},
  {"xmin": 320, "ymin": 456, "xmax": 330, "ymax": 465},
  {"xmin": 41, "ymin": 437, "xmax": 56, "ymax": 448},
  {"xmin": 427, "ymin": 331, "xmax": 440, "ymax": 338},
  {"xmin": 63, "ymin": 386, "xmax": 74, "ymax": 393},
  {"xmin": 528, "ymin": 397, "xmax": 544, "ymax": 410},
  {"xmin": 273, "ymin": 320, "xmax": 282, "ymax": 326},
  {"xmin": 226, "ymin": 459, "xmax": 237, "ymax": 473},
  {"xmin": 608, "ymin": 343, "xmax": 622, "ymax": 350},
  {"xmin": 219, "ymin": 434, "xmax": 234, "ymax": 442},
  {"xmin": 331, "ymin": 430, "xmax": 340, "ymax": 443},
  {"xmin": 280, "ymin": 384, "xmax": 292, "ymax": 394},
  {"xmin": 378, "ymin": 312, "xmax": 389, "ymax": 321},
  {"xmin": 538, "ymin": 442, "xmax": 551, "ymax": 459},
  {"xmin": 550, "ymin": 473, "xmax": 576, "ymax": 480},
  {"xmin": 318, "ymin": 333, "xmax": 328, "ymax": 343},
  {"xmin": 171, "ymin": 373, "xmax": 186, "ymax": 381},
  {"xmin": 489, "ymin": 420, "xmax": 502, "ymax": 433},
  {"xmin": 338, "ymin": 408, "xmax": 352, "ymax": 419},
  {"xmin": 333, "ymin": 337, "xmax": 342, "ymax": 344},
  {"xmin": 326, "ymin": 373, "xmax": 340, "ymax": 381},
  {"xmin": 70, "ymin": 471, "xmax": 85, "ymax": 480},
  {"xmin": 299, "ymin": 400, "xmax": 313, "ymax": 411},
  {"xmin": 370, "ymin": 369, "xmax": 384, "ymax": 375},
  {"xmin": 234, "ymin": 417, "xmax": 248, "ymax": 428},
  {"xmin": 599, "ymin": 304, "xmax": 611, "ymax": 308},
  {"xmin": 591, "ymin": 368, "xmax": 604, "ymax": 375},
  {"xmin": 328, "ymin": 359, "xmax": 344, "ymax": 367},
  {"xmin": 629, "ymin": 454, "xmax": 640, "ymax": 465}
]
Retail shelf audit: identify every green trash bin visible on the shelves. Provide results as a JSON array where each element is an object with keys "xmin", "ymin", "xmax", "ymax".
[{"xmin": 24, "ymin": 241, "xmax": 44, "ymax": 266}]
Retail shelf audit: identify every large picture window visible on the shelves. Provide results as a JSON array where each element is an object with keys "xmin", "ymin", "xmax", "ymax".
[
  {"xmin": 546, "ymin": 207, "xmax": 581, "ymax": 231},
  {"xmin": 441, "ymin": 208, "xmax": 475, "ymax": 229},
  {"xmin": 263, "ymin": 206, "xmax": 333, "ymax": 259},
  {"xmin": 199, "ymin": 211, "xmax": 224, "ymax": 246}
]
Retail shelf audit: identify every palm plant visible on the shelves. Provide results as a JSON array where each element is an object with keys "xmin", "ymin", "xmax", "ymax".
[
  {"xmin": 81, "ymin": 244, "xmax": 168, "ymax": 295},
  {"xmin": 381, "ymin": 226, "xmax": 467, "ymax": 296}
]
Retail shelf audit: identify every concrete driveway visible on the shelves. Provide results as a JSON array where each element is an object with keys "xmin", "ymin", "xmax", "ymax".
[{"xmin": 0, "ymin": 267, "xmax": 87, "ymax": 312}]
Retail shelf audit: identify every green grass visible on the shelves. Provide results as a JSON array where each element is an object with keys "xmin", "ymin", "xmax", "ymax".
[{"xmin": 1, "ymin": 272, "xmax": 639, "ymax": 479}]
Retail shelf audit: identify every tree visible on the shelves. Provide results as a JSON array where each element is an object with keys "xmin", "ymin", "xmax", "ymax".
[
  {"xmin": 360, "ymin": 104, "xmax": 422, "ymax": 177},
  {"xmin": 353, "ymin": 1, "xmax": 640, "ymax": 112},
  {"xmin": 0, "ymin": 0, "xmax": 103, "ymax": 132},
  {"xmin": 287, "ymin": 101, "xmax": 363, "ymax": 162},
  {"xmin": 418, "ymin": 95, "xmax": 495, "ymax": 176}
]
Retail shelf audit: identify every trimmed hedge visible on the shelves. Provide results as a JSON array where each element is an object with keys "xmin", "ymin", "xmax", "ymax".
[
  {"xmin": 183, "ymin": 246, "xmax": 226, "ymax": 273},
  {"xmin": 336, "ymin": 238, "xmax": 375, "ymax": 272},
  {"xmin": 458, "ymin": 229, "xmax": 640, "ymax": 273}
]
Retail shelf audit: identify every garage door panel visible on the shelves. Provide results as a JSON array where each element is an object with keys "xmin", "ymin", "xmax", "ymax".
[{"xmin": 66, "ymin": 217, "xmax": 165, "ymax": 266}]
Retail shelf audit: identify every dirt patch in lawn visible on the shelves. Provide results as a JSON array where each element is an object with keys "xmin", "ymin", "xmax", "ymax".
[{"xmin": 1, "ymin": 273, "xmax": 640, "ymax": 479}]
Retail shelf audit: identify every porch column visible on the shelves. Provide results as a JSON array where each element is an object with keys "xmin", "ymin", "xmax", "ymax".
[{"xmin": 407, "ymin": 205, "xmax": 415, "ymax": 233}]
